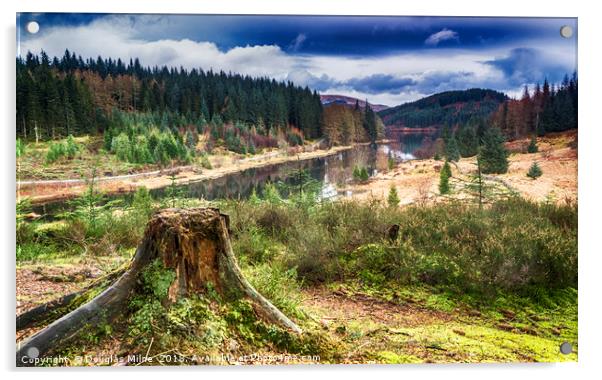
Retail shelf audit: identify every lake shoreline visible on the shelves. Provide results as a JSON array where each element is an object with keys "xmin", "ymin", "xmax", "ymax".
[{"xmin": 18, "ymin": 139, "xmax": 395, "ymax": 206}]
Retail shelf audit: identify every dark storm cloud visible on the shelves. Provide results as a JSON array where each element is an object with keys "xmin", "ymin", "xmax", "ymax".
[
  {"xmin": 485, "ymin": 47, "xmax": 573, "ymax": 86},
  {"xmin": 18, "ymin": 13, "xmax": 577, "ymax": 105},
  {"xmin": 346, "ymin": 74, "xmax": 416, "ymax": 94}
]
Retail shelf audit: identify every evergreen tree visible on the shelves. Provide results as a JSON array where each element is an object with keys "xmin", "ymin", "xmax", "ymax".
[
  {"xmin": 527, "ymin": 136, "xmax": 538, "ymax": 153},
  {"xmin": 445, "ymin": 135, "xmax": 460, "ymax": 162},
  {"xmin": 362, "ymin": 101, "xmax": 378, "ymax": 145},
  {"xmin": 387, "ymin": 185, "xmax": 400, "ymax": 207},
  {"xmin": 478, "ymin": 127, "xmax": 509, "ymax": 174},
  {"xmin": 439, "ymin": 161, "xmax": 451, "ymax": 195},
  {"xmin": 527, "ymin": 162, "xmax": 543, "ymax": 179},
  {"xmin": 457, "ymin": 125, "xmax": 478, "ymax": 157}
]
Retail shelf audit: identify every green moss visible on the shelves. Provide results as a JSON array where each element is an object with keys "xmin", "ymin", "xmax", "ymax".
[
  {"xmin": 377, "ymin": 351, "xmax": 422, "ymax": 364},
  {"xmin": 387, "ymin": 323, "xmax": 576, "ymax": 363},
  {"xmin": 140, "ymin": 260, "xmax": 176, "ymax": 299}
]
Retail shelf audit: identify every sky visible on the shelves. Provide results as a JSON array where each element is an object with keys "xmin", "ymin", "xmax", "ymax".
[{"xmin": 17, "ymin": 13, "xmax": 577, "ymax": 106}]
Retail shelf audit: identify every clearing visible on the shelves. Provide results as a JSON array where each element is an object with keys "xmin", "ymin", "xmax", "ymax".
[{"xmin": 344, "ymin": 130, "xmax": 577, "ymax": 205}]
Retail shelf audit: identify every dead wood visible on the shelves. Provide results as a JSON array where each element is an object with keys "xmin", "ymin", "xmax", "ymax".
[{"xmin": 16, "ymin": 207, "xmax": 301, "ymax": 366}]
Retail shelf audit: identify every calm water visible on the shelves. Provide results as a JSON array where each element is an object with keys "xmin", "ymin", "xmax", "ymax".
[
  {"xmin": 151, "ymin": 132, "xmax": 432, "ymax": 201},
  {"xmin": 33, "ymin": 132, "xmax": 432, "ymax": 215}
]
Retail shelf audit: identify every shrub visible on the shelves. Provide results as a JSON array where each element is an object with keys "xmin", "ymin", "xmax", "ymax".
[
  {"xmin": 353, "ymin": 166, "xmax": 369, "ymax": 182},
  {"xmin": 387, "ymin": 185, "xmax": 400, "ymax": 207},
  {"xmin": 243, "ymin": 263, "xmax": 303, "ymax": 318},
  {"xmin": 222, "ymin": 197, "xmax": 577, "ymax": 292},
  {"xmin": 46, "ymin": 141, "xmax": 66, "ymax": 163},
  {"xmin": 65, "ymin": 135, "xmax": 80, "ymax": 158},
  {"xmin": 527, "ymin": 162, "xmax": 543, "ymax": 179},
  {"xmin": 199, "ymin": 153, "xmax": 212, "ymax": 169},
  {"xmin": 387, "ymin": 155, "xmax": 395, "ymax": 171},
  {"xmin": 527, "ymin": 136, "xmax": 539, "ymax": 153},
  {"xmin": 111, "ymin": 133, "xmax": 131, "ymax": 162},
  {"xmin": 130, "ymin": 136, "xmax": 153, "ymax": 164}
]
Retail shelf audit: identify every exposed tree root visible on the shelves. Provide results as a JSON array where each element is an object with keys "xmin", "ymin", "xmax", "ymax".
[
  {"xmin": 16, "ymin": 267, "xmax": 126, "ymax": 332},
  {"xmin": 16, "ymin": 208, "xmax": 301, "ymax": 366}
]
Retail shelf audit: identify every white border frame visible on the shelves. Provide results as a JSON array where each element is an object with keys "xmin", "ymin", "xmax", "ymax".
[{"xmin": 2, "ymin": 1, "xmax": 600, "ymax": 379}]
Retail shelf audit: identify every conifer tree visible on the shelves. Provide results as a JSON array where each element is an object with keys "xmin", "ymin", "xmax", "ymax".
[
  {"xmin": 527, "ymin": 136, "xmax": 538, "ymax": 153},
  {"xmin": 527, "ymin": 161, "xmax": 543, "ymax": 179},
  {"xmin": 362, "ymin": 101, "xmax": 378, "ymax": 145},
  {"xmin": 387, "ymin": 185, "xmax": 400, "ymax": 207},
  {"xmin": 457, "ymin": 125, "xmax": 478, "ymax": 157},
  {"xmin": 439, "ymin": 161, "xmax": 451, "ymax": 195},
  {"xmin": 445, "ymin": 135, "xmax": 460, "ymax": 162},
  {"xmin": 478, "ymin": 127, "xmax": 509, "ymax": 174}
]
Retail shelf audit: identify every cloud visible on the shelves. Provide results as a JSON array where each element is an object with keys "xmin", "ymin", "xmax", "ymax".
[
  {"xmin": 18, "ymin": 15, "xmax": 576, "ymax": 106},
  {"xmin": 19, "ymin": 16, "xmax": 296, "ymax": 79},
  {"xmin": 346, "ymin": 74, "xmax": 416, "ymax": 94},
  {"xmin": 484, "ymin": 47, "xmax": 572, "ymax": 86},
  {"xmin": 288, "ymin": 33, "xmax": 307, "ymax": 52},
  {"xmin": 285, "ymin": 69, "xmax": 337, "ymax": 91},
  {"xmin": 425, "ymin": 28, "xmax": 459, "ymax": 46}
]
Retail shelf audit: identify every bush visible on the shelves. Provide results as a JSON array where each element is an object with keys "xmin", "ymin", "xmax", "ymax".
[
  {"xmin": 527, "ymin": 162, "xmax": 543, "ymax": 179},
  {"xmin": 353, "ymin": 166, "xmax": 370, "ymax": 182},
  {"xmin": 65, "ymin": 135, "xmax": 80, "ymax": 158},
  {"xmin": 46, "ymin": 141, "xmax": 66, "ymax": 163},
  {"xmin": 387, "ymin": 154, "xmax": 396, "ymax": 170},
  {"xmin": 199, "ymin": 153, "xmax": 212, "ymax": 169},
  {"xmin": 45, "ymin": 135, "xmax": 81, "ymax": 163},
  {"xmin": 243, "ymin": 264, "xmax": 303, "ymax": 318},
  {"xmin": 222, "ymin": 196, "xmax": 577, "ymax": 292},
  {"xmin": 387, "ymin": 186, "xmax": 400, "ymax": 207},
  {"xmin": 111, "ymin": 133, "xmax": 131, "ymax": 162}
]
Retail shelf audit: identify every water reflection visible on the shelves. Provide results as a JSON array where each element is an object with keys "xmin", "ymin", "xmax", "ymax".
[
  {"xmin": 153, "ymin": 132, "xmax": 433, "ymax": 202},
  {"xmin": 34, "ymin": 132, "xmax": 433, "ymax": 216}
]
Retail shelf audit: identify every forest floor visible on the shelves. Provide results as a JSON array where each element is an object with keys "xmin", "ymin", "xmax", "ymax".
[
  {"xmin": 343, "ymin": 130, "xmax": 577, "ymax": 205},
  {"xmin": 15, "ymin": 131, "xmax": 578, "ymax": 365},
  {"xmin": 16, "ymin": 258, "xmax": 577, "ymax": 364}
]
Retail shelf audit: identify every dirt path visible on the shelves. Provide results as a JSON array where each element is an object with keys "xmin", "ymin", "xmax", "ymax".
[{"xmin": 303, "ymin": 286, "xmax": 451, "ymax": 327}]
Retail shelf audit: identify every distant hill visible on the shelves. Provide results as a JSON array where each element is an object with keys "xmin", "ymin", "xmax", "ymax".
[
  {"xmin": 320, "ymin": 94, "xmax": 389, "ymax": 112},
  {"xmin": 378, "ymin": 89, "xmax": 507, "ymax": 130}
]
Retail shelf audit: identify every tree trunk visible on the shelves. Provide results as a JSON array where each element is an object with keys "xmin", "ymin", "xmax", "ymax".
[{"xmin": 16, "ymin": 207, "xmax": 301, "ymax": 366}]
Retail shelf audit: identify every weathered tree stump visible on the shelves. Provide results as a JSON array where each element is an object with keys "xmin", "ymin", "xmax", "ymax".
[{"xmin": 16, "ymin": 207, "xmax": 301, "ymax": 366}]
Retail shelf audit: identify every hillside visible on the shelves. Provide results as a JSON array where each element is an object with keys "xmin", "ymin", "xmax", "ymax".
[
  {"xmin": 378, "ymin": 89, "xmax": 507, "ymax": 129},
  {"xmin": 320, "ymin": 94, "xmax": 389, "ymax": 112}
]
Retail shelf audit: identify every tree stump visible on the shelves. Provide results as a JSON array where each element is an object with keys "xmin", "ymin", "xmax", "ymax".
[{"xmin": 16, "ymin": 207, "xmax": 301, "ymax": 366}]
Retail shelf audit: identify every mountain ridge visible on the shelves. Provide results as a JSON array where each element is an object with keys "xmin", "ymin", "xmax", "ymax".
[
  {"xmin": 377, "ymin": 88, "xmax": 508, "ymax": 129},
  {"xmin": 320, "ymin": 94, "xmax": 389, "ymax": 112}
]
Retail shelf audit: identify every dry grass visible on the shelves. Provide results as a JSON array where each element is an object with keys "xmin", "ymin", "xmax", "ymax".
[{"xmin": 344, "ymin": 130, "xmax": 577, "ymax": 205}]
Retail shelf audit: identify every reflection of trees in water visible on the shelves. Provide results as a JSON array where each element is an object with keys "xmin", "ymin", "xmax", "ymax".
[
  {"xmin": 389, "ymin": 131, "xmax": 436, "ymax": 158},
  {"xmin": 174, "ymin": 159, "xmax": 328, "ymax": 200},
  {"xmin": 153, "ymin": 143, "xmax": 409, "ymax": 202}
]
